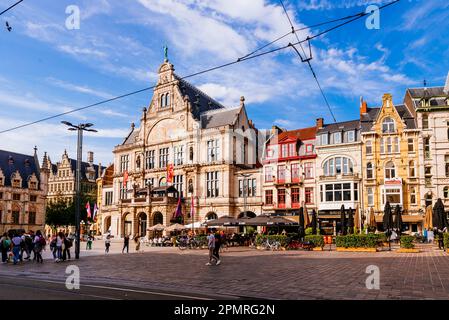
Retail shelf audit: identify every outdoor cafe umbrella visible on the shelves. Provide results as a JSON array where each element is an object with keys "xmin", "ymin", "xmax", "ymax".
[
  {"xmin": 340, "ymin": 205, "xmax": 347, "ymax": 235},
  {"xmin": 424, "ymin": 205, "xmax": 433, "ymax": 230},
  {"xmin": 433, "ymin": 198, "xmax": 449, "ymax": 231},
  {"xmin": 369, "ymin": 207, "xmax": 376, "ymax": 229},
  {"xmin": 383, "ymin": 201, "xmax": 393, "ymax": 250},
  {"xmin": 244, "ymin": 214, "xmax": 271, "ymax": 226},
  {"xmin": 298, "ymin": 207, "xmax": 305, "ymax": 240},
  {"xmin": 148, "ymin": 224, "xmax": 165, "ymax": 231},
  {"xmin": 393, "ymin": 204, "xmax": 402, "ymax": 235},
  {"xmin": 303, "ymin": 201, "xmax": 311, "ymax": 227},
  {"xmin": 354, "ymin": 205, "xmax": 360, "ymax": 234},
  {"xmin": 165, "ymin": 223, "xmax": 185, "ymax": 232},
  {"xmin": 311, "ymin": 209, "xmax": 317, "ymax": 235},
  {"xmin": 204, "ymin": 215, "xmax": 239, "ymax": 227},
  {"xmin": 347, "ymin": 207, "xmax": 354, "ymax": 234}
]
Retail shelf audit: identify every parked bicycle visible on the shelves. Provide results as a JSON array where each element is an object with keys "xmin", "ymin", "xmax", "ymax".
[{"xmin": 261, "ymin": 238, "xmax": 281, "ymax": 251}]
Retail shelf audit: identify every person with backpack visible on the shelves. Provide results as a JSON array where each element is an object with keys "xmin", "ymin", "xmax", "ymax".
[
  {"xmin": 11, "ymin": 233, "xmax": 23, "ymax": 265},
  {"xmin": 0, "ymin": 233, "xmax": 11, "ymax": 263},
  {"xmin": 62, "ymin": 233, "xmax": 72, "ymax": 261},
  {"xmin": 33, "ymin": 230, "xmax": 45, "ymax": 263},
  {"xmin": 105, "ymin": 233, "xmax": 112, "ymax": 253},
  {"xmin": 49, "ymin": 235, "xmax": 57, "ymax": 260},
  {"xmin": 21, "ymin": 232, "xmax": 33, "ymax": 261},
  {"xmin": 86, "ymin": 234, "xmax": 93, "ymax": 250}
]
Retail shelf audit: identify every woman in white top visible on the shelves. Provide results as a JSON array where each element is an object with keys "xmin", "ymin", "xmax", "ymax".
[{"xmin": 55, "ymin": 232, "xmax": 64, "ymax": 262}]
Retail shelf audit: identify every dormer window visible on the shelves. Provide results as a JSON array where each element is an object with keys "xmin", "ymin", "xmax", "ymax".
[
  {"xmin": 332, "ymin": 132, "xmax": 341, "ymax": 144},
  {"xmin": 29, "ymin": 181, "xmax": 37, "ymax": 190},
  {"xmin": 347, "ymin": 131, "xmax": 355, "ymax": 142},
  {"xmin": 382, "ymin": 117, "xmax": 395, "ymax": 133},
  {"xmin": 321, "ymin": 134, "xmax": 328, "ymax": 145}
]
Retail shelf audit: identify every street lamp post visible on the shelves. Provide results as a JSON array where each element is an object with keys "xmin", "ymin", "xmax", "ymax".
[{"xmin": 62, "ymin": 121, "xmax": 98, "ymax": 259}]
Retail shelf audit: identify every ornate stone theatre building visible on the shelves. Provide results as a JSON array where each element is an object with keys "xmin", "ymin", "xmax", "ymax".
[{"xmin": 102, "ymin": 59, "xmax": 263, "ymax": 238}]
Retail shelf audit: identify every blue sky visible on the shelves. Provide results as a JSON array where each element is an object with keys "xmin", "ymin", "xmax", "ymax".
[{"xmin": 0, "ymin": 0, "xmax": 448, "ymax": 165}]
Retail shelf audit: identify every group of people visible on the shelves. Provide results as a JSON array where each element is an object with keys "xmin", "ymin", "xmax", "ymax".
[
  {"xmin": 48, "ymin": 232, "xmax": 74, "ymax": 262},
  {"xmin": 0, "ymin": 230, "xmax": 46, "ymax": 264},
  {"xmin": 120, "ymin": 234, "xmax": 141, "ymax": 253}
]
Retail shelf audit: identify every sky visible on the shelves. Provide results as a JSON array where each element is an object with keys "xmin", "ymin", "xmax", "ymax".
[{"xmin": 0, "ymin": 0, "xmax": 448, "ymax": 165}]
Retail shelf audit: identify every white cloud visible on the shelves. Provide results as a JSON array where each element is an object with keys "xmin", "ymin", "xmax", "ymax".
[
  {"xmin": 47, "ymin": 78, "xmax": 113, "ymax": 99},
  {"xmin": 57, "ymin": 45, "xmax": 108, "ymax": 58}
]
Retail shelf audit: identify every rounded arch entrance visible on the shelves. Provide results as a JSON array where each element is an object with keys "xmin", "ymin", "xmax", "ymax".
[
  {"xmin": 104, "ymin": 216, "xmax": 112, "ymax": 234},
  {"xmin": 238, "ymin": 211, "xmax": 256, "ymax": 218},
  {"xmin": 138, "ymin": 212, "xmax": 147, "ymax": 237},
  {"xmin": 205, "ymin": 212, "xmax": 218, "ymax": 220},
  {"xmin": 153, "ymin": 212, "xmax": 163, "ymax": 225},
  {"xmin": 123, "ymin": 213, "xmax": 133, "ymax": 237}
]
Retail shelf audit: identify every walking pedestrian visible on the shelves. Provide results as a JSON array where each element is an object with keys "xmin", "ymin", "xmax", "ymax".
[
  {"xmin": 105, "ymin": 233, "xmax": 112, "ymax": 253},
  {"xmin": 213, "ymin": 231, "xmax": 222, "ymax": 265},
  {"xmin": 55, "ymin": 232, "xmax": 64, "ymax": 262},
  {"xmin": 33, "ymin": 230, "xmax": 45, "ymax": 263},
  {"xmin": 49, "ymin": 235, "xmax": 57, "ymax": 260},
  {"xmin": 206, "ymin": 230, "xmax": 218, "ymax": 266},
  {"xmin": 122, "ymin": 234, "xmax": 130, "ymax": 253},
  {"xmin": 86, "ymin": 234, "xmax": 93, "ymax": 250},
  {"xmin": 11, "ymin": 233, "xmax": 23, "ymax": 265},
  {"xmin": 134, "ymin": 234, "xmax": 141, "ymax": 252},
  {"xmin": 0, "ymin": 233, "xmax": 11, "ymax": 263},
  {"xmin": 62, "ymin": 233, "xmax": 72, "ymax": 261}
]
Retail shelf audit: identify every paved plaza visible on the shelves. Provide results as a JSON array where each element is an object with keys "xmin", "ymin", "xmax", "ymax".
[{"xmin": 1, "ymin": 240, "xmax": 448, "ymax": 300}]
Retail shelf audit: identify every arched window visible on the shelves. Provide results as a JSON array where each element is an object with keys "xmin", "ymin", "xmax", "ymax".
[
  {"xmin": 165, "ymin": 93, "xmax": 170, "ymax": 106},
  {"xmin": 365, "ymin": 140, "xmax": 372, "ymax": 154},
  {"xmin": 382, "ymin": 117, "xmax": 395, "ymax": 133},
  {"xmin": 323, "ymin": 157, "xmax": 353, "ymax": 176},
  {"xmin": 385, "ymin": 161, "xmax": 395, "ymax": 179},
  {"xmin": 160, "ymin": 94, "xmax": 165, "ymax": 107},
  {"xmin": 444, "ymin": 187, "xmax": 449, "ymax": 199},
  {"xmin": 153, "ymin": 212, "xmax": 163, "ymax": 225},
  {"xmin": 206, "ymin": 212, "xmax": 218, "ymax": 220},
  {"xmin": 409, "ymin": 160, "xmax": 415, "ymax": 177},
  {"xmin": 366, "ymin": 162, "xmax": 373, "ymax": 179}
]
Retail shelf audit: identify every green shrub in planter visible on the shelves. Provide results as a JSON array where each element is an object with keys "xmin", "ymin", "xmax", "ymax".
[
  {"xmin": 305, "ymin": 227, "xmax": 313, "ymax": 236},
  {"xmin": 400, "ymin": 235, "xmax": 415, "ymax": 249},
  {"xmin": 304, "ymin": 235, "xmax": 324, "ymax": 247},
  {"xmin": 336, "ymin": 234, "xmax": 380, "ymax": 248},
  {"xmin": 444, "ymin": 233, "xmax": 449, "ymax": 249}
]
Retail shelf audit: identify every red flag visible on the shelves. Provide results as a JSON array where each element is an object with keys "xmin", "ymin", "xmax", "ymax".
[
  {"xmin": 123, "ymin": 170, "xmax": 128, "ymax": 187},
  {"xmin": 167, "ymin": 164, "xmax": 174, "ymax": 184},
  {"xmin": 86, "ymin": 202, "xmax": 91, "ymax": 219}
]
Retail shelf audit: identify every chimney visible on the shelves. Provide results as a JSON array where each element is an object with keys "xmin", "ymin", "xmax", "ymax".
[
  {"xmin": 87, "ymin": 151, "xmax": 94, "ymax": 165},
  {"xmin": 316, "ymin": 118, "xmax": 324, "ymax": 129},
  {"xmin": 271, "ymin": 125, "xmax": 282, "ymax": 136},
  {"xmin": 360, "ymin": 96, "xmax": 367, "ymax": 115}
]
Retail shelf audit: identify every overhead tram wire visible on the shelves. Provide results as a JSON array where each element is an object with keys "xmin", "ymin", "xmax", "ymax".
[
  {"xmin": 0, "ymin": 0, "xmax": 400, "ymax": 134},
  {"xmin": 239, "ymin": 3, "xmax": 383, "ymax": 61},
  {"xmin": 0, "ymin": 0, "xmax": 24, "ymax": 16},
  {"xmin": 279, "ymin": 0, "xmax": 335, "ymax": 122},
  {"xmin": 278, "ymin": 0, "xmax": 401, "ymax": 122}
]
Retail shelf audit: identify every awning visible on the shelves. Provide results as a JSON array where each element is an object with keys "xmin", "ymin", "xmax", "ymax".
[{"xmin": 374, "ymin": 215, "xmax": 424, "ymax": 223}]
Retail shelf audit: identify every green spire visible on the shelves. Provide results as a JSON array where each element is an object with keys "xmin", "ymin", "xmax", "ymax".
[{"xmin": 163, "ymin": 45, "xmax": 168, "ymax": 62}]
